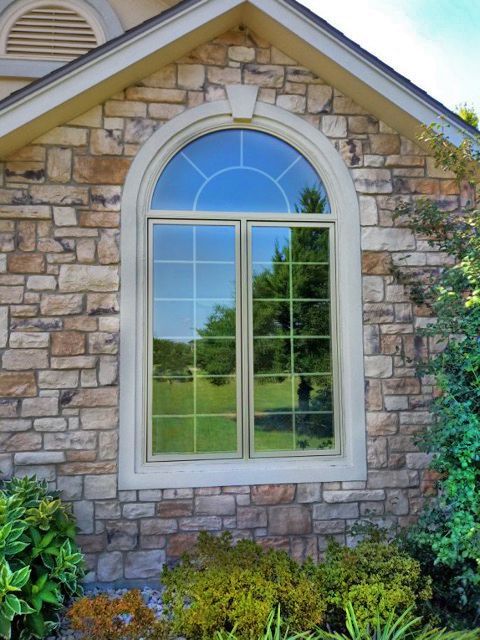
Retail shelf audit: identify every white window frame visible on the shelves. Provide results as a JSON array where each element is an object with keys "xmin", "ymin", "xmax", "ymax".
[{"xmin": 120, "ymin": 99, "xmax": 366, "ymax": 489}]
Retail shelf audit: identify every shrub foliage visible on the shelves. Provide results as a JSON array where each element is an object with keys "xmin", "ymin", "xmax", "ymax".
[
  {"xmin": 162, "ymin": 532, "xmax": 326, "ymax": 639},
  {"xmin": 68, "ymin": 589, "xmax": 170, "ymax": 640},
  {"xmin": 0, "ymin": 476, "xmax": 84, "ymax": 639},
  {"xmin": 393, "ymin": 123, "xmax": 480, "ymax": 626}
]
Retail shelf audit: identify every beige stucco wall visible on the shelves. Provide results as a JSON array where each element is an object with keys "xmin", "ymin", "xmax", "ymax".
[{"xmin": 0, "ymin": 26, "xmax": 460, "ymax": 583}]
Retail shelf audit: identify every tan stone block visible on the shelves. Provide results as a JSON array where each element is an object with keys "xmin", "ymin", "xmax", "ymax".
[
  {"xmin": 361, "ymin": 227, "xmax": 415, "ymax": 250},
  {"xmin": 353, "ymin": 169, "xmax": 392, "ymax": 194},
  {"xmin": 148, "ymin": 103, "xmax": 185, "ymax": 120},
  {"xmin": 86, "ymin": 293, "xmax": 118, "ymax": 315},
  {"xmin": 61, "ymin": 387, "xmax": 118, "ymax": 408},
  {"xmin": 35, "ymin": 126, "xmax": 87, "ymax": 146},
  {"xmin": 364, "ymin": 355, "xmax": 392, "ymax": 378},
  {"xmin": 0, "ymin": 286, "xmax": 23, "ymax": 304},
  {"xmin": 0, "ymin": 205, "xmax": 51, "ymax": 220},
  {"xmin": 17, "ymin": 221, "xmax": 36, "ymax": 252},
  {"xmin": 30, "ymin": 185, "xmax": 88, "ymax": 206},
  {"xmin": 59, "ymin": 461, "xmax": 116, "ymax": 475},
  {"xmin": 367, "ymin": 438, "xmax": 388, "ymax": 468},
  {"xmin": 68, "ymin": 106, "xmax": 103, "ymax": 128},
  {"xmin": 91, "ymin": 187, "xmax": 122, "ymax": 211},
  {"xmin": 251, "ymin": 484, "xmax": 295, "ymax": 505},
  {"xmin": 0, "ymin": 371, "xmax": 36, "ymax": 396},
  {"xmin": 367, "ymin": 411, "xmax": 398, "ymax": 435},
  {"xmin": 88, "ymin": 332, "xmax": 118, "ymax": 354},
  {"xmin": 177, "ymin": 64, "xmax": 205, "ymax": 90},
  {"xmin": 385, "ymin": 155, "xmax": 425, "ymax": 168},
  {"xmin": 104, "ymin": 101, "xmax": 146, "ymax": 118},
  {"xmin": 64, "ymin": 316, "xmax": 97, "ymax": 331},
  {"xmin": 51, "ymin": 355, "xmax": 96, "ymax": 369},
  {"xmin": 195, "ymin": 495, "xmax": 235, "ymax": 516},
  {"xmin": 8, "ymin": 254, "xmax": 45, "ymax": 274},
  {"xmin": 268, "ymin": 505, "xmax": 311, "ymax": 535},
  {"xmin": 362, "ymin": 251, "xmax": 392, "ymax": 275},
  {"xmin": 2, "ymin": 432, "xmax": 42, "ymax": 452},
  {"xmin": 125, "ymin": 551, "xmax": 165, "ymax": 579},
  {"xmin": 348, "ymin": 115, "xmax": 379, "ymax": 134},
  {"xmin": 9, "ymin": 332, "xmax": 49, "ymax": 349},
  {"xmin": 365, "ymin": 379, "xmax": 383, "ymax": 411},
  {"xmin": 21, "ymin": 396, "xmax": 58, "ymax": 417},
  {"xmin": 7, "ymin": 146, "xmax": 45, "ymax": 162},
  {"xmin": 47, "ymin": 147, "xmax": 72, "ymax": 183},
  {"xmin": 76, "ymin": 238, "xmax": 96, "ymax": 263},
  {"xmin": 51, "ymin": 331, "xmax": 85, "ymax": 356},
  {"xmin": 276, "ymin": 94, "xmax": 306, "ymax": 113},
  {"xmin": 307, "ymin": 84, "xmax": 332, "ymax": 113},
  {"xmin": 39, "ymin": 370, "xmax": 78, "ymax": 388},
  {"xmin": 90, "ymin": 129, "xmax": 123, "ymax": 155},
  {"xmin": 5, "ymin": 162, "xmax": 45, "ymax": 184},
  {"xmin": 79, "ymin": 212, "xmax": 119, "ymax": 228},
  {"xmin": 383, "ymin": 378, "xmax": 421, "ymax": 395},
  {"xmin": 322, "ymin": 115, "xmax": 347, "ymax": 137},
  {"xmin": 80, "ymin": 407, "xmax": 118, "ymax": 429},
  {"xmin": 141, "ymin": 64, "xmax": 177, "ymax": 88},
  {"xmin": 229, "ymin": 45, "xmax": 255, "ymax": 62},
  {"xmin": 126, "ymin": 87, "xmax": 186, "ymax": 103},
  {"xmin": 166, "ymin": 533, "xmax": 198, "ymax": 557},
  {"xmin": 59, "ymin": 265, "xmax": 118, "ymax": 292},
  {"xmin": 333, "ymin": 94, "xmax": 367, "ymax": 114},
  {"xmin": 244, "ymin": 64, "xmax": 284, "ymax": 88},
  {"xmin": 369, "ymin": 134, "xmax": 400, "ymax": 155},
  {"xmin": 207, "ymin": 66, "xmax": 241, "ymax": 85},
  {"xmin": 40, "ymin": 293, "xmax": 83, "ymax": 315},
  {"xmin": 286, "ymin": 66, "xmax": 323, "ymax": 84},
  {"xmin": 73, "ymin": 156, "xmax": 131, "ymax": 185},
  {"xmin": 3, "ymin": 349, "xmax": 48, "ymax": 370},
  {"xmin": 52, "ymin": 206, "xmax": 77, "ymax": 227},
  {"xmin": 182, "ymin": 42, "xmax": 227, "ymax": 65}
]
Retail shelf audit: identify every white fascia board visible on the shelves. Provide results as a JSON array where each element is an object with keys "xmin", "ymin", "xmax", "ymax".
[
  {"xmin": 247, "ymin": 0, "xmax": 469, "ymax": 145},
  {"xmin": 0, "ymin": 0, "xmax": 243, "ymax": 140}
]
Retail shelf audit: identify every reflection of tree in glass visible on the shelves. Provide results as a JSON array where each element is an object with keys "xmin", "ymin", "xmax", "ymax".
[
  {"xmin": 191, "ymin": 187, "xmax": 332, "ymax": 444},
  {"xmin": 152, "ymin": 339, "xmax": 192, "ymax": 376}
]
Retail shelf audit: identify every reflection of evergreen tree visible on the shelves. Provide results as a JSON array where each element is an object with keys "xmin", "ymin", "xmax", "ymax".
[
  {"xmin": 159, "ymin": 187, "xmax": 332, "ymax": 441},
  {"xmin": 152, "ymin": 339, "xmax": 192, "ymax": 376}
]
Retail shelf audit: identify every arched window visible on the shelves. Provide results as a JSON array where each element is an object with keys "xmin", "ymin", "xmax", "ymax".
[
  {"xmin": 119, "ymin": 101, "xmax": 366, "ymax": 489},
  {"xmin": 148, "ymin": 128, "xmax": 337, "ymax": 462},
  {"xmin": 152, "ymin": 129, "xmax": 330, "ymax": 213}
]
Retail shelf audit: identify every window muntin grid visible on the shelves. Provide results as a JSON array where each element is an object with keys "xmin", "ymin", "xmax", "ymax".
[{"xmin": 151, "ymin": 129, "xmax": 330, "ymax": 214}]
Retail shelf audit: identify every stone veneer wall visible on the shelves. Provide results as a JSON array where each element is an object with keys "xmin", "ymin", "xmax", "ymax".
[{"xmin": 0, "ymin": 27, "xmax": 461, "ymax": 582}]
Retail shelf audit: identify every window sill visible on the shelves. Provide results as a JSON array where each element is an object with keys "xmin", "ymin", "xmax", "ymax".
[{"xmin": 119, "ymin": 454, "xmax": 367, "ymax": 489}]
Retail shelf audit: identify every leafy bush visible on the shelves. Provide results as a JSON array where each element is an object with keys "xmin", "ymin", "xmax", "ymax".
[
  {"xmin": 0, "ymin": 476, "xmax": 84, "ymax": 639},
  {"xmin": 392, "ymin": 123, "xmax": 480, "ymax": 627},
  {"xmin": 68, "ymin": 589, "xmax": 170, "ymax": 640},
  {"xmin": 317, "ymin": 604, "xmax": 479, "ymax": 640},
  {"xmin": 313, "ymin": 539, "xmax": 432, "ymax": 628},
  {"xmin": 162, "ymin": 532, "xmax": 326, "ymax": 640}
]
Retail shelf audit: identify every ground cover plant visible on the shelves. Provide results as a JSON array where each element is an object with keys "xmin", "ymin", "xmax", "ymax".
[
  {"xmin": 392, "ymin": 122, "xmax": 480, "ymax": 627},
  {"xmin": 0, "ymin": 476, "xmax": 84, "ymax": 640}
]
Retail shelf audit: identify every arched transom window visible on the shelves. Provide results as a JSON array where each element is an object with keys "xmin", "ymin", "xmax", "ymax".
[{"xmin": 147, "ymin": 128, "xmax": 339, "ymax": 462}]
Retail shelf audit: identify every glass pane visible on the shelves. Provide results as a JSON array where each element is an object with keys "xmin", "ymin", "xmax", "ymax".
[
  {"xmin": 251, "ymin": 225, "xmax": 334, "ymax": 454},
  {"xmin": 152, "ymin": 129, "xmax": 330, "ymax": 213},
  {"xmin": 151, "ymin": 223, "xmax": 239, "ymax": 458},
  {"xmin": 254, "ymin": 413, "xmax": 294, "ymax": 451},
  {"xmin": 296, "ymin": 413, "xmax": 334, "ymax": 450},
  {"xmin": 152, "ymin": 377, "xmax": 194, "ymax": 415}
]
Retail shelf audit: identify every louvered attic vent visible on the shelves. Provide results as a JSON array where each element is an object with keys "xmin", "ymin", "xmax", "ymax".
[{"xmin": 6, "ymin": 5, "xmax": 99, "ymax": 60}]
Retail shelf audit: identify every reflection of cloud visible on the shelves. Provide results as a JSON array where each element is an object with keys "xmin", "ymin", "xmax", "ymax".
[{"xmin": 300, "ymin": 0, "xmax": 479, "ymax": 115}]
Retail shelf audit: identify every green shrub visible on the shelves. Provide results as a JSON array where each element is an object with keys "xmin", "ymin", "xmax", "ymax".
[
  {"xmin": 162, "ymin": 532, "xmax": 326, "ymax": 640},
  {"xmin": 215, "ymin": 607, "xmax": 314, "ymax": 640},
  {"xmin": 314, "ymin": 539, "xmax": 432, "ymax": 629},
  {"xmin": 0, "ymin": 476, "xmax": 84, "ymax": 639}
]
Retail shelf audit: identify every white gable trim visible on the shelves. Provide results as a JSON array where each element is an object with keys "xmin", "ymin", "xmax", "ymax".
[{"xmin": 0, "ymin": 0, "xmax": 471, "ymax": 155}]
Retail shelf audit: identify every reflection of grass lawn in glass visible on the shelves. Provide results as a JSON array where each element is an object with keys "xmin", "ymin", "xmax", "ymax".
[{"xmin": 152, "ymin": 376, "xmax": 334, "ymax": 455}]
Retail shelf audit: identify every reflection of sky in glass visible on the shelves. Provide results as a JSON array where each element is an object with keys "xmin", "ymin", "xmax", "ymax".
[
  {"xmin": 152, "ymin": 129, "xmax": 330, "ymax": 213},
  {"xmin": 153, "ymin": 225, "xmax": 236, "ymax": 339}
]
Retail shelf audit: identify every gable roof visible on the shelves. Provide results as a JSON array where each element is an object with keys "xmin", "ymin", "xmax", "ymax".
[{"xmin": 0, "ymin": 0, "xmax": 475, "ymax": 157}]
